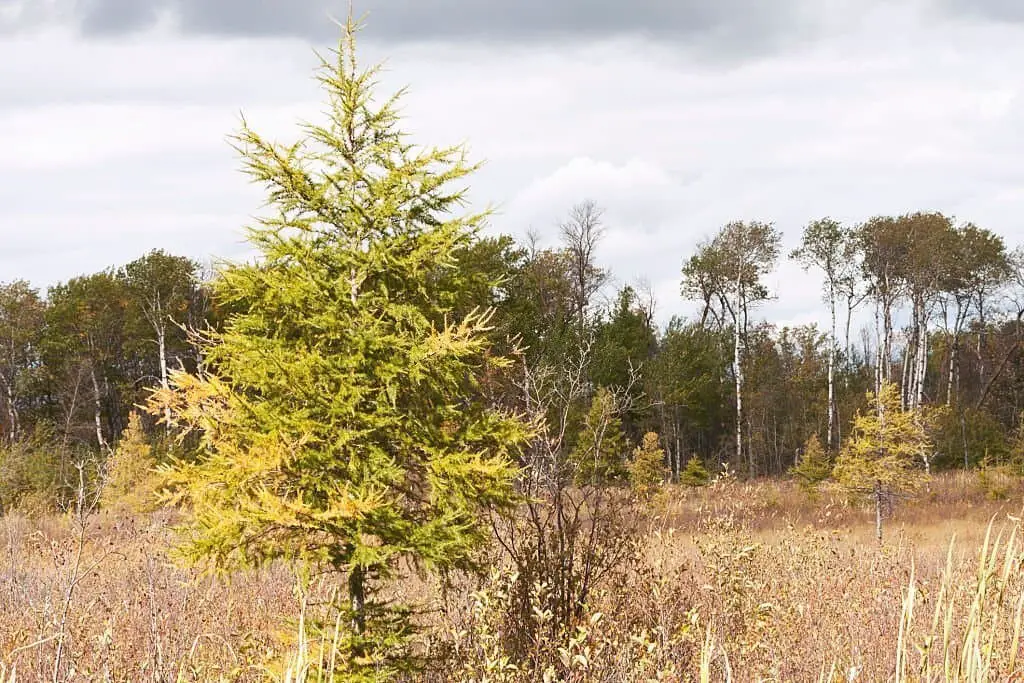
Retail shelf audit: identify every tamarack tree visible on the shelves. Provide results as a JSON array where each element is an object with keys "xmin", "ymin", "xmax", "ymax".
[
  {"xmin": 833, "ymin": 382, "xmax": 933, "ymax": 542},
  {"xmin": 147, "ymin": 17, "xmax": 531, "ymax": 679}
]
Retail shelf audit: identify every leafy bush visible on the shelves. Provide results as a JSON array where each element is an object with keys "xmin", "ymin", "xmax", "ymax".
[{"xmin": 0, "ymin": 424, "xmax": 70, "ymax": 515}]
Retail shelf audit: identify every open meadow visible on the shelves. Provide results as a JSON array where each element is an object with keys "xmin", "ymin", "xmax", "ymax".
[
  {"xmin": 5, "ymin": 7, "xmax": 1024, "ymax": 683},
  {"xmin": 3, "ymin": 472, "xmax": 1023, "ymax": 682}
]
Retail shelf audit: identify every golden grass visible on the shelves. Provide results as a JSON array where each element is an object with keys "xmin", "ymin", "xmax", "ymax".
[{"xmin": 2, "ymin": 472, "xmax": 1023, "ymax": 681}]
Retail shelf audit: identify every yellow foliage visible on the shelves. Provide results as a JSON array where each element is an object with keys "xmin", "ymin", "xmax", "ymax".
[
  {"xmin": 102, "ymin": 411, "xmax": 160, "ymax": 513},
  {"xmin": 833, "ymin": 382, "xmax": 933, "ymax": 497}
]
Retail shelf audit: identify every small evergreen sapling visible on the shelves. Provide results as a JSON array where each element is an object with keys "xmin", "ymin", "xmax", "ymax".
[
  {"xmin": 680, "ymin": 456, "xmax": 710, "ymax": 488},
  {"xmin": 789, "ymin": 433, "xmax": 831, "ymax": 494},
  {"xmin": 833, "ymin": 382, "xmax": 932, "ymax": 542},
  {"xmin": 101, "ymin": 411, "xmax": 159, "ymax": 513},
  {"xmin": 629, "ymin": 431, "xmax": 667, "ymax": 496},
  {"xmin": 570, "ymin": 387, "xmax": 628, "ymax": 485}
]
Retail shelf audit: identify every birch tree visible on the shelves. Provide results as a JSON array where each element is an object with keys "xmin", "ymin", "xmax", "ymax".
[
  {"xmin": 858, "ymin": 216, "xmax": 910, "ymax": 398},
  {"xmin": 901, "ymin": 212, "xmax": 956, "ymax": 411},
  {"xmin": 0, "ymin": 281, "xmax": 44, "ymax": 444},
  {"xmin": 791, "ymin": 218, "xmax": 858, "ymax": 449},
  {"xmin": 121, "ymin": 250, "xmax": 201, "ymax": 430},
  {"xmin": 939, "ymin": 224, "xmax": 1008, "ymax": 406},
  {"xmin": 682, "ymin": 221, "xmax": 781, "ymax": 473}
]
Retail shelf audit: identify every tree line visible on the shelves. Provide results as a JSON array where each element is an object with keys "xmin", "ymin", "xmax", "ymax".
[{"xmin": 4, "ymin": 205, "xmax": 1024, "ymax": 493}]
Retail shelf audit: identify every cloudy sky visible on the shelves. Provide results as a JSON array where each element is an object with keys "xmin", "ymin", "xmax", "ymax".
[{"xmin": 1, "ymin": 0, "xmax": 1022, "ymax": 328}]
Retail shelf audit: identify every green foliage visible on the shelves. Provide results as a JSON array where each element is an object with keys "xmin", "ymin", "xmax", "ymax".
[
  {"xmin": 932, "ymin": 407, "xmax": 1009, "ymax": 470},
  {"xmin": 147, "ymin": 17, "xmax": 532, "ymax": 680},
  {"xmin": 101, "ymin": 411, "xmax": 160, "ymax": 513},
  {"xmin": 570, "ymin": 387, "xmax": 628, "ymax": 485},
  {"xmin": 0, "ymin": 280, "xmax": 46, "ymax": 443},
  {"xmin": 500, "ymin": 246, "xmax": 580, "ymax": 368},
  {"xmin": 629, "ymin": 431, "xmax": 667, "ymax": 495},
  {"xmin": 646, "ymin": 318, "xmax": 731, "ymax": 460},
  {"xmin": 680, "ymin": 456, "xmax": 711, "ymax": 488},
  {"xmin": 591, "ymin": 286, "xmax": 655, "ymax": 392},
  {"xmin": 789, "ymin": 434, "xmax": 831, "ymax": 493}
]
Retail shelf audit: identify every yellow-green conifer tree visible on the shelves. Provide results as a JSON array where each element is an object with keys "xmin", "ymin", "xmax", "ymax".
[
  {"xmin": 789, "ymin": 433, "xmax": 831, "ymax": 494},
  {"xmin": 833, "ymin": 382, "xmax": 932, "ymax": 542},
  {"xmin": 570, "ymin": 387, "xmax": 628, "ymax": 485},
  {"xmin": 101, "ymin": 411, "xmax": 159, "ymax": 513},
  {"xmin": 148, "ymin": 17, "xmax": 531, "ymax": 679},
  {"xmin": 628, "ymin": 431, "xmax": 667, "ymax": 496}
]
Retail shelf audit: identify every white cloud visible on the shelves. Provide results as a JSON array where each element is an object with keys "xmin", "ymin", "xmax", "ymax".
[{"xmin": 1, "ymin": 4, "xmax": 1023, "ymax": 336}]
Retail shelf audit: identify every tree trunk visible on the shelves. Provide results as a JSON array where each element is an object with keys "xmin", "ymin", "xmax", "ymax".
[
  {"xmin": 900, "ymin": 336, "xmax": 911, "ymax": 411},
  {"xmin": 883, "ymin": 290, "xmax": 894, "ymax": 385},
  {"xmin": 349, "ymin": 564, "xmax": 366, "ymax": 636},
  {"xmin": 732, "ymin": 276, "xmax": 745, "ymax": 473},
  {"xmin": 845, "ymin": 299, "xmax": 854, "ymax": 367},
  {"xmin": 2, "ymin": 377, "xmax": 17, "ymax": 443},
  {"xmin": 947, "ymin": 334, "xmax": 959, "ymax": 406},
  {"xmin": 827, "ymin": 292, "xmax": 836, "ymax": 450},
  {"xmin": 961, "ymin": 409, "xmax": 969, "ymax": 470},
  {"xmin": 914, "ymin": 305, "xmax": 927, "ymax": 411},
  {"xmin": 978, "ymin": 295, "xmax": 987, "ymax": 388},
  {"xmin": 157, "ymin": 324, "xmax": 173, "ymax": 431},
  {"xmin": 875, "ymin": 480, "xmax": 884, "ymax": 543},
  {"xmin": 874, "ymin": 302, "xmax": 883, "ymax": 399},
  {"xmin": 734, "ymin": 322, "xmax": 744, "ymax": 473},
  {"xmin": 90, "ymin": 367, "xmax": 108, "ymax": 451}
]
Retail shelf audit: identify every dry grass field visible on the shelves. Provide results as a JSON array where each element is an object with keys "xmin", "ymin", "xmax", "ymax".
[{"xmin": 2, "ymin": 472, "xmax": 1023, "ymax": 682}]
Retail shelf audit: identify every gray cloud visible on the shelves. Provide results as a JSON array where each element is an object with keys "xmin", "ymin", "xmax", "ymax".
[
  {"xmin": 43, "ymin": 0, "xmax": 823, "ymax": 56},
  {"xmin": 938, "ymin": 0, "xmax": 1024, "ymax": 22},
  {"xmin": 6, "ymin": 0, "xmax": 1024, "ymax": 50}
]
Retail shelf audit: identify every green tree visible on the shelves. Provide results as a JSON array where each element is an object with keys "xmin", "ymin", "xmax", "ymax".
[
  {"xmin": 0, "ymin": 281, "xmax": 45, "ymax": 444},
  {"xmin": 682, "ymin": 220, "xmax": 782, "ymax": 475},
  {"xmin": 570, "ymin": 387, "xmax": 628, "ymax": 484},
  {"xmin": 628, "ymin": 431, "xmax": 667, "ymax": 496},
  {"xmin": 833, "ymin": 382, "xmax": 932, "ymax": 541},
  {"xmin": 148, "ymin": 18, "xmax": 531, "ymax": 679},
  {"xmin": 646, "ymin": 318, "xmax": 731, "ymax": 477},
  {"xmin": 502, "ymin": 244, "xmax": 579, "ymax": 369},
  {"xmin": 791, "ymin": 218, "xmax": 860, "ymax": 450},
  {"xmin": 120, "ymin": 250, "xmax": 202, "ymax": 431},
  {"xmin": 592, "ymin": 285, "xmax": 656, "ymax": 394},
  {"xmin": 45, "ymin": 272, "xmax": 131, "ymax": 450},
  {"xmin": 789, "ymin": 433, "xmax": 831, "ymax": 493},
  {"xmin": 679, "ymin": 455, "xmax": 710, "ymax": 487}
]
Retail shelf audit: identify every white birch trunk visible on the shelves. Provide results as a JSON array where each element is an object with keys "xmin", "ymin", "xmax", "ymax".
[
  {"xmin": 90, "ymin": 367, "xmax": 108, "ymax": 451},
  {"xmin": 156, "ymin": 324, "xmax": 172, "ymax": 431},
  {"xmin": 827, "ymin": 289, "xmax": 837, "ymax": 450},
  {"xmin": 3, "ymin": 377, "xmax": 17, "ymax": 442}
]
